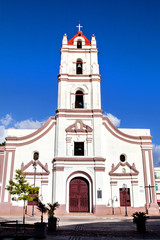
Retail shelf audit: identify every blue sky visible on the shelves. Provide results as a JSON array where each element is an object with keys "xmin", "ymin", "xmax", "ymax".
[{"xmin": 0, "ymin": 0, "xmax": 160, "ymax": 165}]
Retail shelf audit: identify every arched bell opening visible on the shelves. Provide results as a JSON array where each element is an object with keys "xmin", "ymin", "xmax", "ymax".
[
  {"xmin": 77, "ymin": 40, "xmax": 82, "ymax": 48},
  {"xmin": 76, "ymin": 59, "xmax": 83, "ymax": 74},
  {"xmin": 75, "ymin": 90, "xmax": 84, "ymax": 108}
]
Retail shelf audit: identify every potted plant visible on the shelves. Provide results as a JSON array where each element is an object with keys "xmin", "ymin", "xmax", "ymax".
[
  {"xmin": 132, "ymin": 211, "xmax": 148, "ymax": 233},
  {"xmin": 47, "ymin": 202, "xmax": 60, "ymax": 231},
  {"xmin": 34, "ymin": 200, "xmax": 48, "ymax": 238}
]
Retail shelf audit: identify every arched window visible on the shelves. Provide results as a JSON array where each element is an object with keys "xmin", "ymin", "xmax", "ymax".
[
  {"xmin": 33, "ymin": 152, "xmax": 39, "ymax": 161},
  {"xmin": 75, "ymin": 90, "xmax": 84, "ymax": 108},
  {"xmin": 76, "ymin": 59, "xmax": 82, "ymax": 74},
  {"xmin": 77, "ymin": 40, "xmax": 82, "ymax": 48}
]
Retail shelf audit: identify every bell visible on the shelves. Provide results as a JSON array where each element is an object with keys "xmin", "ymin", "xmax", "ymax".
[{"xmin": 78, "ymin": 64, "xmax": 81, "ymax": 68}]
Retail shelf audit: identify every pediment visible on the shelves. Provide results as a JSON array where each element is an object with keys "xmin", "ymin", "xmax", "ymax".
[
  {"xmin": 109, "ymin": 162, "xmax": 139, "ymax": 176},
  {"xmin": 66, "ymin": 120, "xmax": 92, "ymax": 133},
  {"xmin": 21, "ymin": 160, "xmax": 50, "ymax": 176}
]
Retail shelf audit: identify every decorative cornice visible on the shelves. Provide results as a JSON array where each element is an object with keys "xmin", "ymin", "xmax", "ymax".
[
  {"xmin": 109, "ymin": 162, "xmax": 139, "ymax": 176},
  {"xmin": 58, "ymin": 73, "xmax": 101, "ymax": 83},
  {"xmin": 53, "ymin": 157, "xmax": 106, "ymax": 162},
  {"xmin": 56, "ymin": 114, "xmax": 102, "ymax": 119},
  {"xmin": 56, "ymin": 109, "xmax": 103, "ymax": 113},
  {"xmin": 66, "ymin": 120, "xmax": 92, "ymax": 133},
  {"xmin": 53, "ymin": 167, "xmax": 64, "ymax": 171},
  {"xmin": 61, "ymin": 49, "xmax": 98, "ymax": 54},
  {"xmin": 94, "ymin": 167, "xmax": 105, "ymax": 172},
  {"xmin": 58, "ymin": 78, "xmax": 100, "ymax": 83},
  {"xmin": 21, "ymin": 160, "xmax": 50, "ymax": 176},
  {"xmin": 56, "ymin": 109, "xmax": 103, "ymax": 119},
  {"xmin": 58, "ymin": 73, "xmax": 101, "ymax": 77},
  {"xmin": 110, "ymin": 181, "xmax": 118, "ymax": 185}
]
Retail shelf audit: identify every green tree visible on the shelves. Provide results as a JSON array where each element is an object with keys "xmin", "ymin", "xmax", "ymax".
[
  {"xmin": 6, "ymin": 169, "xmax": 39, "ymax": 224},
  {"xmin": 0, "ymin": 141, "xmax": 6, "ymax": 146}
]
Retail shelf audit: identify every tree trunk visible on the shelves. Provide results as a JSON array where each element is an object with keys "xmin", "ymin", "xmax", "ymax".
[
  {"xmin": 41, "ymin": 214, "xmax": 43, "ymax": 223},
  {"xmin": 23, "ymin": 200, "xmax": 26, "ymax": 225}
]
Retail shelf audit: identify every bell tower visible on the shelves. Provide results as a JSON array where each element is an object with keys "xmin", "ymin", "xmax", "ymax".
[
  {"xmin": 57, "ymin": 24, "xmax": 101, "ymax": 110},
  {"xmin": 55, "ymin": 25, "xmax": 103, "ymax": 159}
]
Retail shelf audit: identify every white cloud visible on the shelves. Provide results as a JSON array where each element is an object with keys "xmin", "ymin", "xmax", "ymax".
[
  {"xmin": 153, "ymin": 144, "xmax": 160, "ymax": 167},
  {"xmin": 103, "ymin": 112, "xmax": 121, "ymax": 127},
  {"xmin": 0, "ymin": 126, "xmax": 6, "ymax": 143},
  {"xmin": 0, "ymin": 114, "xmax": 12, "ymax": 126},
  {"xmin": 0, "ymin": 114, "xmax": 46, "ymax": 144},
  {"xmin": 14, "ymin": 119, "xmax": 45, "ymax": 129}
]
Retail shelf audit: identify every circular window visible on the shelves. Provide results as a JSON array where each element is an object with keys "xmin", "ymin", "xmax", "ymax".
[
  {"xmin": 33, "ymin": 152, "xmax": 39, "ymax": 161},
  {"xmin": 120, "ymin": 154, "xmax": 126, "ymax": 162}
]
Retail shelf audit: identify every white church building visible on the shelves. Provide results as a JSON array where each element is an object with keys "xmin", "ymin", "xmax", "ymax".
[{"xmin": 0, "ymin": 26, "xmax": 159, "ymax": 215}]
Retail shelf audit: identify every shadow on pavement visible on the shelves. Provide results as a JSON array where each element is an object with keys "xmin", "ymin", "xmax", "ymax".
[{"xmin": 0, "ymin": 217, "xmax": 160, "ymax": 239}]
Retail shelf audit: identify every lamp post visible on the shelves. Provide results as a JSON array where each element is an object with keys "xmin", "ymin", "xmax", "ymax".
[
  {"xmin": 122, "ymin": 184, "xmax": 128, "ymax": 216},
  {"xmin": 112, "ymin": 196, "xmax": 118, "ymax": 215},
  {"xmin": 32, "ymin": 160, "xmax": 37, "ymax": 217}
]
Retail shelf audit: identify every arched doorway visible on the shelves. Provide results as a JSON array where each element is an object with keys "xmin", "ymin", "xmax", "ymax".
[{"xmin": 69, "ymin": 177, "xmax": 89, "ymax": 212}]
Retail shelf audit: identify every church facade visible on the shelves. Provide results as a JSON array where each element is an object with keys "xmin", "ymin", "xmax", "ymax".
[{"xmin": 0, "ymin": 27, "xmax": 159, "ymax": 215}]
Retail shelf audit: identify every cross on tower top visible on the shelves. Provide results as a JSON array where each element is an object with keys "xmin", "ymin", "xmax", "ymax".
[{"xmin": 76, "ymin": 23, "xmax": 83, "ymax": 31}]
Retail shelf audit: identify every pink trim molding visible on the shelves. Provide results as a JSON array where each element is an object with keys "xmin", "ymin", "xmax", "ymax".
[
  {"xmin": 103, "ymin": 118, "xmax": 152, "ymax": 145},
  {"xmin": 0, "ymin": 152, "xmax": 5, "ymax": 182},
  {"xmin": 66, "ymin": 120, "xmax": 92, "ymax": 133},
  {"xmin": 149, "ymin": 149, "xmax": 156, "ymax": 204},
  {"xmin": 56, "ymin": 114, "xmax": 102, "ymax": 119},
  {"xmin": 6, "ymin": 117, "xmax": 55, "ymax": 141},
  {"xmin": 6, "ymin": 121, "xmax": 55, "ymax": 147},
  {"xmin": 41, "ymin": 180, "xmax": 48, "ymax": 184},
  {"xmin": 109, "ymin": 162, "xmax": 139, "ymax": 176},
  {"xmin": 131, "ymin": 181, "xmax": 138, "ymax": 184},
  {"xmin": 53, "ymin": 167, "xmax": 64, "ymax": 171},
  {"xmin": 94, "ymin": 167, "xmax": 105, "ymax": 172},
  {"xmin": 56, "ymin": 109, "xmax": 103, "ymax": 114},
  {"xmin": 110, "ymin": 181, "xmax": 117, "ymax": 185},
  {"xmin": 66, "ymin": 170, "xmax": 93, "ymax": 184},
  {"xmin": 1, "ymin": 150, "xmax": 15, "ymax": 203},
  {"xmin": 58, "ymin": 73, "xmax": 101, "ymax": 78},
  {"xmin": 21, "ymin": 160, "xmax": 50, "ymax": 176},
  {"xmin": 142, "ymin": 149, "xmax": 149, "ymax": 209},
  {"xmin": 58, "ymin": 78, "xmax": 100, "ymax": 83},
  {"xmin": 53, "ymin": 157, "xmax": 106, "ymax": 162},
  {"xmin": 0, "ymin": 146, "xmax": 5, "ymax": 151}
]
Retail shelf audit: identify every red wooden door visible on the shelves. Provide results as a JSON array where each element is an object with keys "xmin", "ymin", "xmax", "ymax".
[
  {"xmin": 119, "ymin": 188, "xmax": 131, "ymax": 206},
  {"xmin": 69, "ymin": 177, "xmax": 89, "ymax": 212}
]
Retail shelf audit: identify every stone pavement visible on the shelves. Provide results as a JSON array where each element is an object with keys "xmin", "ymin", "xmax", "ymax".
[{"xmin": 0, "ymin": 214, "xmax": 160, "ymax": 239}]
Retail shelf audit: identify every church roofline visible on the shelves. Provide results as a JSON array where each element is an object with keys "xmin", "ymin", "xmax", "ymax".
[
  {"xmin": 5, "ymin": 116, "xmax": 56, "ymax": 146},
  {"xmin": 68, "ymin": 31, "xmax": 91, "ymax": 45},
  {"xmin": 102, "ymin": 117, "xmax": 152, "ymax": 146}
]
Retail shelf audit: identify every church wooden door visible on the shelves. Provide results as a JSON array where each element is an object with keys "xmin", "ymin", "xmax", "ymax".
[
  {"xmin": 119, "ymin": 188, "xmax": 131, "ymax": 206},
  {"xmin": 69, "ymin": 177, "xmax": 89, "ymax": 212}
]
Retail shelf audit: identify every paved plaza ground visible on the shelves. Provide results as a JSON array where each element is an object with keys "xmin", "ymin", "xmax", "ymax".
[{"xmin": 0, "ymin": 214, "xmax": 160, "ymax": 239}]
